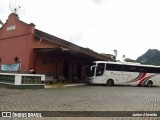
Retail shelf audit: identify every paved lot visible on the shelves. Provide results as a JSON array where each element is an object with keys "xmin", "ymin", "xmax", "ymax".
[{"xmin": 0, "ymin": 85, "xmax": 160, "ymax": 120}]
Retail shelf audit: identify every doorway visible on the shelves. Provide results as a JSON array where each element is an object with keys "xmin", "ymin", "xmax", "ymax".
[
  {"xmin": 77, "ymin": 63, "xmax": 82, "ymax": 80},
  {"xmin": 63, "ymin": 60, "xmax": 69, "ymax": 79}
]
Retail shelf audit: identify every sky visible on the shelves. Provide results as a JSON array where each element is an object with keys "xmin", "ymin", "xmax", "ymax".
[{"xmin": 1, "ymin": 0, "xmax": 160, "ymax": 60}]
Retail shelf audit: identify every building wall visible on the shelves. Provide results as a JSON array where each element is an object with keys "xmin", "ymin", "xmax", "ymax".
[
  {"xmin": 0, "ymin": 14, "xmax": 34, "ymax": 39},
  {"xmin": 0, "ymin": 14, "xmax": 35, "ymax": 72},
  {"xmin": 0, "ymin": 13, "xmax": 90, "ymax": 80},
  {"xmin": 34, "ymin": 52, "xmax": 88, "ymax": 80},
  {"xmin": 0, "ymin": 35, "xmax": 31, "ymax": 70}
]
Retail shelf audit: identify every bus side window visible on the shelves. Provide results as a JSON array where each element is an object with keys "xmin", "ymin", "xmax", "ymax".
[
  {"xmin": 153, "ymin": 67, "xmax": 160, "ymax": 73},
  {"xmin": 121, "ymin": 65, "xmax": 127, "ymax": 71},
  {"xmin": 115, "ymin": 65, "xmax": 121, "ymax": 71},
  {"xmin": 139, "ymin": 67, "xmax": 142, "ymax": 72},
  {"xmin": 128, "ymin": 66, "xmax": 137, "ymax": 72},
  {"xmin": 139, "ymin": 67, "xmax": 146, "ymax": 73},
  {"xmin": 157, "ymin": 68, "xmax": 160, "ymax": 73},
  {"xmin": 146, "ymin": 67, "xmax": 151, "ymax": 73},
  {"xmin": 106, "ymin": 64, "xmax": 112, "ymax": 70}
]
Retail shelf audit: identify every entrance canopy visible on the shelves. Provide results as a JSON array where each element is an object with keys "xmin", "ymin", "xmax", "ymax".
[{"xmin": 34, "ymin": 47, "xmax": 113, "ymax": 62}]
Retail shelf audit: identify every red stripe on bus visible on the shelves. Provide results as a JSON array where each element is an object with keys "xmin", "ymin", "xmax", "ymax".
[
  {"xmin": 138, "ymin": 75, "xmax": 155, "ymax": 85},
  {"xmin": 133, "ymin": 73, "xmax": 146, "ymax": 82},
  {"xmin": 138, "ymin": 73, "xmax": 146, "ymax": 80}
]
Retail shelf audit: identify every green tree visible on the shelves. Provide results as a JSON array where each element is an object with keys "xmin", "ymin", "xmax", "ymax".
[
  {"xmin": 113, "ymin": 50, "xmax": 117, "ymax": 60},
  {"xmin": 124, "ymin": 58, "xmax": 137, "ymax": 62}
]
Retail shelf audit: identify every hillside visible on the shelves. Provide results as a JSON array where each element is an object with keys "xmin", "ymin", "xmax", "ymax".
[{"xmin": 136, "ymin": 49, "xmax": 160, "ymax": 65}]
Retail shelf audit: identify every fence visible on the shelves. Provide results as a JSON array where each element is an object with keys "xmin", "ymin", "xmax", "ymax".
[{"xmin": 0, "ymin": 73, "xmax": 45, "ymax": 89}]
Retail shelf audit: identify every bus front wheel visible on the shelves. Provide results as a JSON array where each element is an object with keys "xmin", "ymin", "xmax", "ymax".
[
  {"xmin": 147, "ymin": 80, "xmax": 153, "ymax": 87},
  {"xmin": 106, "ymin": 79, "xmax": 114, "ymax": 86}
]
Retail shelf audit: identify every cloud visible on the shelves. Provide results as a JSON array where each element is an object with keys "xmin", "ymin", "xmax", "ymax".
[
  {"xmin": 92, "ymin": 0, "xmax": 105, "ymax": 4},
  {"xmin": 1, "ymin": 0, "xmax": 160, "ymax": 60},
  {"xmin": 72, "ymin": 32, "xmax": 84, "ymax": 43},
  {"xmin": 0, "ymin": 0, "xmax": 10, "ymax": 14}
]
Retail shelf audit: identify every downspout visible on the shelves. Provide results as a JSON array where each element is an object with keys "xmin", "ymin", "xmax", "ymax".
[{"xmin": 33, "ymin": 53, "xmax": 38, "ymax": 69}]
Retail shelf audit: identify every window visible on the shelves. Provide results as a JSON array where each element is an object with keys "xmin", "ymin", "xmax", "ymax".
[
  {"xmin": 106, "ymin": 64, "xmax": 112, "ymax": 70},
  {"xmin": 105, "ymin": 63, "xmax": 160, "ymax": 73},
  {"xmin": 96, "ymin": 63, "xmax": 105, "ymax": 76},
  {"xmin": 42, "ymin": 59, "xmax": 47, "ymax": 65},
  {"xmin": 127, "ymin": 65, "xmax": 138, "ymax": 72},
  {"xmin": 106, "ymin": 64, "xmax": 122, "ymax": 71},
  {"xmin": 147, "ymin": 67, "xmax": 160, "ymax": 73}
]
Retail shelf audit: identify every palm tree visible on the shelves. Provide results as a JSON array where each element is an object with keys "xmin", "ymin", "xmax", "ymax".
[
  {"xmin": 122, "ymin": 55, "xmax": 126, "ymax": 61},
  {"xmin": 113, "ymin": 50, "xmax": 117, "ymax": 60}
]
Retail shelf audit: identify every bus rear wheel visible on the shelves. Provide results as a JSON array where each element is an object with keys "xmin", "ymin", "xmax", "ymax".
[
  {"xmin": 106, "ymin": 79, "xmax": 114, "ymax": 86},
  {"xmin": 147, "ymin": 80, "xmax": 153, "ymax": 87}
]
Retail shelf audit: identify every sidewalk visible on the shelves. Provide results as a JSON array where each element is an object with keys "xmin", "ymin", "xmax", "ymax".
[{"xmin": 44, "ymin": 83, "xmax": 87, "ymax": 88}]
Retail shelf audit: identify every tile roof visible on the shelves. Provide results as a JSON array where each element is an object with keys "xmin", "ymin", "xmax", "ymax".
[{"xmin": 34, "ymin": 29, "xmax": 115, "ymax": 61}]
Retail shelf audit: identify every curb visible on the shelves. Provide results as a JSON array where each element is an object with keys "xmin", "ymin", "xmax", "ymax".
[
  {"xmin": 63, "ymin": 83, "xmax": 87, "ymax": 87},
  {"xmin": 44, "ymin": 83, "xmax": 87, "ymax": 89}
]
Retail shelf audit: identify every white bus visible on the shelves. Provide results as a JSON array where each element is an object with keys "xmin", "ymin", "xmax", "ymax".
[{"xmin": 88, "ymin": 61, "xmax": 160, "ymax": 87}]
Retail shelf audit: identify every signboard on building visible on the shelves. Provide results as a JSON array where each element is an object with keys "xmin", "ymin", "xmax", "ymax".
[
  {"xmin": 6, "ymin": 25, "xmax": 16, "ymax": 31},
  {"xmin": 1, "ymin": 64, "xmax": 19, "ymax": 71}
]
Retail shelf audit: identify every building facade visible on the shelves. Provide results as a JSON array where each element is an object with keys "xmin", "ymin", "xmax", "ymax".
[{"xmin": 0, "ymin": 13, "xmax": 115, "ymax": 81}]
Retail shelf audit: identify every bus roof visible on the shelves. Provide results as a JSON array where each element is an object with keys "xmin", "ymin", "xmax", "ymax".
[{"xmin": 92, "ymin": 61, "xmax": 160, "ymax": 68}]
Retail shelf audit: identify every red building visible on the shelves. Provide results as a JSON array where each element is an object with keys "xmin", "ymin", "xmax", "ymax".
[{"xmin": 0, "ymin": 13, "xmax": 114, "ymax": 81}]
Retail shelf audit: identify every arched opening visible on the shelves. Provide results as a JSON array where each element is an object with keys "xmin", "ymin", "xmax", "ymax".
[
  {"xmin": 63, "ymin": 60, "xmax": 69, "ymax": 79},
  {"xmin": 77, "ymin": 63, "xmax": 82, "ymax": 80}
]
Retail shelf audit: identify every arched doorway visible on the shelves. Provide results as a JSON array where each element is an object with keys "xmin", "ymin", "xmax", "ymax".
[
  {"xmin": 77, "ymin": 63, "xmax": 82, "ymax": 80},
  {"xmin": 63, "ymin": 60, "xmax": 69, "ymax": 79}
]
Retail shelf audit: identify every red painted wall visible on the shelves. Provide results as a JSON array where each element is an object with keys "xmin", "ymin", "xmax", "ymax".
[
  {"xmin": 0, "ymin": 13, "xmax": 35, "ymax": 72},
  {"xmin": 0, "ymin": 13, "xmax": 89, "ymax": 80}
]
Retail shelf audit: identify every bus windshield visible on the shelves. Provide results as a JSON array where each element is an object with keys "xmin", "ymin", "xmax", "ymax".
[
  {"xmin": 89, "ymin": 63, "xmax": 105, "ymax": 77},
  {"xmin": 96, "ymin": 63, "xmax": 105, "ymax": 76}
]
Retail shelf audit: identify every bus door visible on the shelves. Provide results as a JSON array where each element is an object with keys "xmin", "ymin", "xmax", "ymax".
[{"xmin": 95, "ymin": 63, "xmax": 106, "ymax": 81}]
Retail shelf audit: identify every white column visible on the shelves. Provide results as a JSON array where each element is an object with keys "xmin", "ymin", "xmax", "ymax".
[
  {"xmin": 41, "ymin": 75, "xmax": 45, "ymax": 83},
  {"xmin": 14, "ymin": 74, "xmax": 22, "ymax": 85}
]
